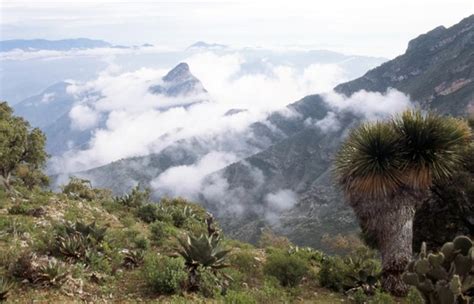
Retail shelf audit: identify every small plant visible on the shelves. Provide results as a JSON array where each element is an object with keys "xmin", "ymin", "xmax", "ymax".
[
  {"xmin": 263, "ymin": 250, "xmax": 308, "ymax": 287},
  {"xmin": 171, "ymin": 206, "xmax": 196, "ymax": 228},
  {"xmin": 402, "ymin": 235, "xmax": 474, "ymax": 304},
  {"xmin": 61, "ymin": 177, "xmax": 96, "ymax": 200},
  {"xmin": 0, "ymin": 277, "xmax": 13, "ymax": 301},
  {"xmin": 35, "ymin": 259, "xmax": 68, "ymax": 287},
  {"xmin": 123, "ymin": 249, "xmax": 145, "ymax": 269},
  {"xmin": 143, "ymin": 254, "xmax": 187, "ymax": 294}
]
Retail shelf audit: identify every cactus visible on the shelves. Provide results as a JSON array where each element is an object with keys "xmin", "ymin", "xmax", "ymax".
[{"xmin": 402, "ymin": 235, "xmax": 473, "ymax": 304}]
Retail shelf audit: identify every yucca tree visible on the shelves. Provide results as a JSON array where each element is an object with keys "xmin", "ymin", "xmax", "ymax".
[{"xmin": 335, "ymin": 110, "xmax": 471, "ymax": 296}]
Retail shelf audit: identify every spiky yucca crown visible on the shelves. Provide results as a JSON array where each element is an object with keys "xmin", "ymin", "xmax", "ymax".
[{"xmin": 335, "ymin": 110, "xmax": 471, "ymax": 199}]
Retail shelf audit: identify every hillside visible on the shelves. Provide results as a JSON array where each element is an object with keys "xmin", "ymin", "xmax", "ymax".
[{"xmin": 0, "ymin": 180, "xmax": 415, "ymax": 303}]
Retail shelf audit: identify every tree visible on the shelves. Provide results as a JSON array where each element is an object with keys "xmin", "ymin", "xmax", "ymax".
[
  {"xmin": 334, "ymin": 110, "xmax": 470, "ymax": 296},
  {"xmin": 0, "ymin": 102, "xmax": 48, "ymax": 191}
]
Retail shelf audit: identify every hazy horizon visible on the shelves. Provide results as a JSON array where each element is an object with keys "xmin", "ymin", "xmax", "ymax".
[{"xmin": 2, "ymin": 0, "xmax": 473, "ymax": 58}]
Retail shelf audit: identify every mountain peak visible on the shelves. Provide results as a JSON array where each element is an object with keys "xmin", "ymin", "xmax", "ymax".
[
  {"xmin": 163, "ymin": 62, "xmax": 191, "ymax": 82},
  {"xmin": 149, "ymin": 62, "xmax": 207, "ymax": 98}
]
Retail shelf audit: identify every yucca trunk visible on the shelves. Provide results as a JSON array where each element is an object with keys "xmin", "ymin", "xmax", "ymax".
[{"xmin": 351, "ymin": 193, "xmax": 417, "ymax": 296}]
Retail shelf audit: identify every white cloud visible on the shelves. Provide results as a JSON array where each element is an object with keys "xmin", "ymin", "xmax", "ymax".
[
  {"xmin": 324, "ymin": 88, "xmax": 413, "ymax": 121},
  {"xmin": 69, "ymin": 104, "xmax": 100, "ymax": 130},
  {"xmin": 40, "ymin": 92, "xmax": 56, "ymax": 103},
  {"xmin": 151, "ymin": 151, "xmax": 238, "ymax": 198},
  {"xmin": 264, "ymin": 189, "xmax": 298, "ymax": 225}
]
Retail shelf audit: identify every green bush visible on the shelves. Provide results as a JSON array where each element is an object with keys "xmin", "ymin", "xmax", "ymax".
[
  {"xmin": 150, "ymin": 221, "xmax": 172, "ymax": 244},
  {"xmin": 263, "ymin": 250, "xmax": 308, "ymax": 287},
  {"xmin": 136, "ymin": 204, "xmax": 159, "ymax": 223},
  {"xmin": 7, "ymin": 204, "xmax": 30, "ymax": 215},
  {"xmin": 229, "ymin": 250, "xmax": 262, "ymax": 282},
  {"xmin": 197, "ymin": 266, "xmax": 221, "ymax": 298},
  {"xmin": 143, "ymin": 255, "xmax": 187, "ymax": 294},
  {"xmin": 113, "ymin": 185, "xmax": 150, "ymax": 208},
  {"xmin": 318, "ymin": 248, "xmax": 381, "ymax": 292}
]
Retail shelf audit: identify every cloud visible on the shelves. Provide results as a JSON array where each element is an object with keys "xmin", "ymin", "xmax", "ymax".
[
  {"xmin": 51, "ymin": 51, "xmax": 352, "ymax": 173},
  {"xmin": 264, "ymin": 189, "xmax": 298, "ymax": 224},
  {"xmin": 150, "ymin": 151, "xmax": 238, "ymax": 198},
  {"xmin": 324, "ymin": 88, "xmax": 413, "ymax": 121},
  {"xmin": 69, "ymin": 104, "xmax": 100, "ymax": 130}
]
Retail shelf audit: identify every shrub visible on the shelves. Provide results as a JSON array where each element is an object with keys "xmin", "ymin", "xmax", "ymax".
[
  {"xmin": 229, "ymin": 250, "xmax": 263, "ymax": 282},
  {"xmin": 263, "ymin": 250, "xmax": 308, "ymax": 287},
  {"xmin": 61, "ymin": 177, "xmax": 108, "ymax": 201},
  {"xmin": 143, "ymin": 255, "xmax": 187, "ymax": 294},
  {"xmin": 197, "ymin": 266, "xmax": 222, "ymax": 298},
  {"xmin": 319, "ymin": 248, "xmax": 381, "ymax": 293},
  {"xmin": 137, "ymin": 204, "xmax": 159, "ymax": 223},
  {"xmin": 150, "ymin": 221, "xmax": 172, "ymax": 244}
]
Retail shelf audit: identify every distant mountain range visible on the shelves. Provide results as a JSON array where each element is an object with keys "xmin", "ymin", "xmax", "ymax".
[{"xmin": 0, "ymin": 38, "xmax": 116, "ymax": 52}]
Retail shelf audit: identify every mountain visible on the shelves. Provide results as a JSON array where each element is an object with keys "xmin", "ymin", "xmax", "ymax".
[
  {"xmin": 196, "ymin": 15, "xmax": 474, "ymax": 248},
  {"xmin": 335, "ymin": 14, "xmax": 474, "ymax": 116},
  {"xmin": 187, "ymin": 41, "xmax": 228, "ymax": 50},
  {"xmin": 13, "ymin": 82, "xmax": 75, "ymax": 128},
  {"xmin": 149, "ymin": 62, "xmax": 208, "ymax": 98},
  {"xmin": 0, "ymin": 38, "xmax": 113, "ymax": 52}
]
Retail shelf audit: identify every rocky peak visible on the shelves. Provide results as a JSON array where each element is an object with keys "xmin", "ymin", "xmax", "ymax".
[
  {"xmin": 149, "ymin": 62, "xmax": 207, "ymax": 98},
  {"xmin": 163, "ymin": 62, "xmax": 192, "ymax": 82}
]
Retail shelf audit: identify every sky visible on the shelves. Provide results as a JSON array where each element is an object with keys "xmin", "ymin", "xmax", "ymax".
[{"xmin": 1, "ymin": 0, "xmax": 473, "ymax": 58}]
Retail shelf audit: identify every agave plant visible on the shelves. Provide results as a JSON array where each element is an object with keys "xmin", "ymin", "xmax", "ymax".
[
  {"xmin": 335, "ymin": 110, "xmax": 471, "ymax": 296},
  {"xmin": 123, "ymin": 249, "xmax": 145, "ymax": 269},
  {"xmin": 35, "ymin": 259, "xmax": 69, "ymax": 287},
  {"xmin": 0, "ymin": 277, "xmax": 13, "ymax": 301},
  {"xmin": 177, "ymin": 233, "xmax": 230, "ymax": 290},
  {"xmin": 178, "ymin": 233, "xmax": 230, "ymax": 271},
  {"xmin": 57, "ymin": 234, "xmax": 88, "ymax": 261}
]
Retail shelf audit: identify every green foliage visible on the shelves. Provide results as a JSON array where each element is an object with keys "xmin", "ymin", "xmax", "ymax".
[
  {"xmin": 319, "ymin": 248, "xmax": 381, "ymax": 293},
  {"xmin": 114, "ymin": 185, "xmax": 150, "ymax": 208},
  {"xmin": 51, "ymin": 221, "xmax": 107, "ymax": 262},
  {"xmin": 150, "ymin": 221, "xmax": 173, "ymax": 245},
  {"xmin": 61, "ymin": 177, "xmax": 111, "ymax": 201},
  {"xmin": 0, "ymin": 102, "xmax": 48, "ymax": 191},
  {"xmin": 178, "ymin": 233, "xmax": 230, "ymax": 271},
  {"xmin": 402, "ymin": 235, "xmax": 474, "ymax": 304},
  {"xmin": 229, "ymin": 249, "xmax": 263, "ymax": 282},
  {"xmin": 122, "ymin": 249, "xmax": 145, "ymax": 269},
  {"xmin": 35, "ymin": 259, "xmax": 69, "ymax": 287},
  {"xmin": 143, "ymin": 254, "xmax": 187, "ymax": 294},
  {"xmin": 136, "ymin": 203, "xmax": 159, "ymax": 223},
  {"xmin": 263, "ymin": 249, "xmax": 308, "ymax": 287},
  {"xmin": 0, "ymin": 277, "xmax": 13, "ymax": 301},
  {"xmin": 7, "ymin": 204, "xmax": 30, "ymax": 215},
  {"xmin": 196, "ymin": 266, "xmax": 222, "ymax": 298},
  {"xmin": 224, "ymin": 290, "xmax": 257, "ymax": 304},
  {"xmin": 335, "ymin": 110, "xmax": 471, "ymax": 198}
]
